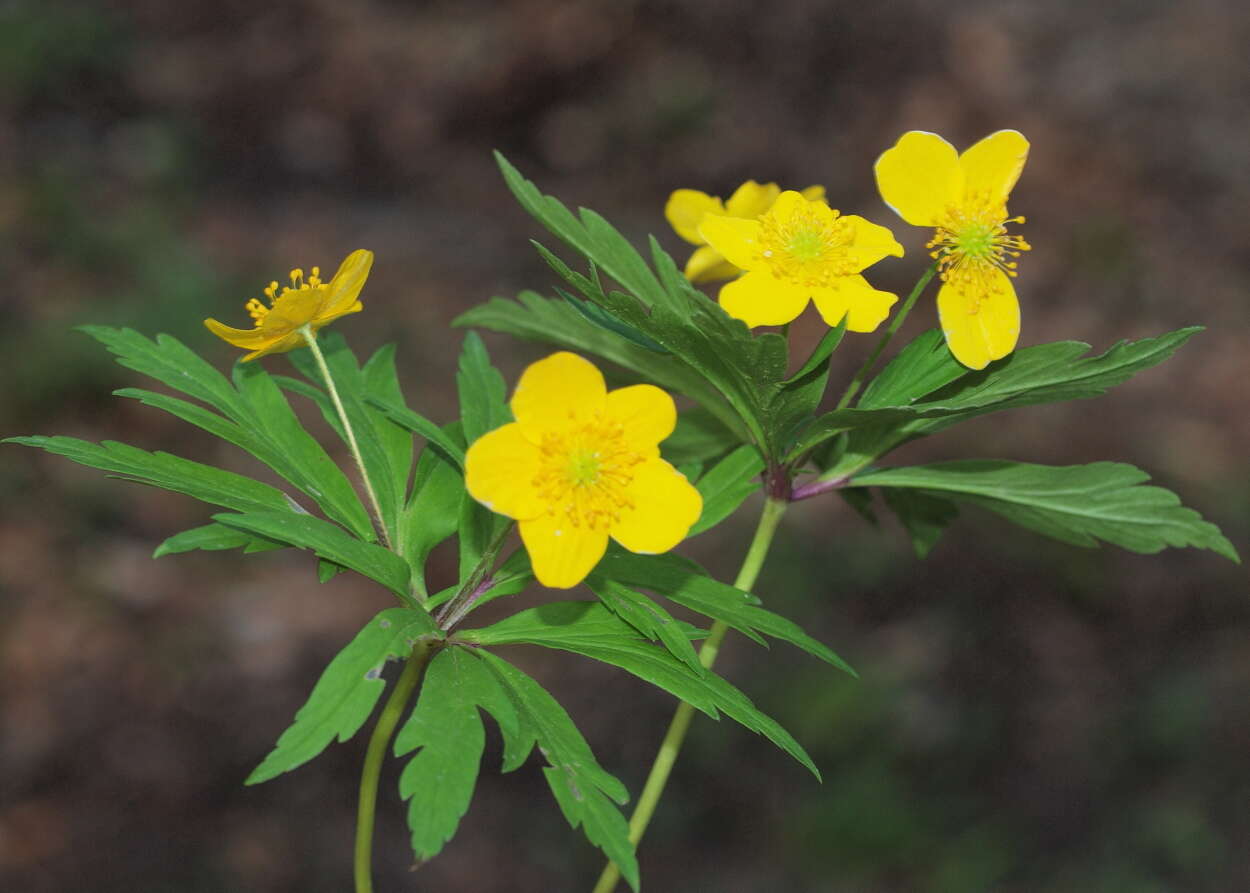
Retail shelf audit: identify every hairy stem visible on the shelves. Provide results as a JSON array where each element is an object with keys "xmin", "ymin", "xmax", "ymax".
[
  {"xmin": 354, "ymin": 639, "xmax": 437, "ymax": 893},
  {"xmin": 301, "ymin": 325, "xmax": 392, "ymax": 549},
  {"xmin": 835, "ymin": 264, "xmax": 937, "ymax": 411},
  {"xmin": 590, "ymin": 496, "xmax": 789, "ymax": 893}
]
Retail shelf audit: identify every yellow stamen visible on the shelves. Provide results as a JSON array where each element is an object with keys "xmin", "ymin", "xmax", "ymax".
[
  {"xmin": 757, "ymin": 203, "xmax": 857, "ymax": 287},
  {"xmin": 532, "ymin": 413, "xmax": 644, "ymax": 531},
  {"xmin": 928, "ymin": 191, "xmax": 1031, "ymax": 312}
]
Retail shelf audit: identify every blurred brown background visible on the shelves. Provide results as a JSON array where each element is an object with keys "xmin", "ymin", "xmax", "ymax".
[{"xmin": 2, "ymin": 1, "xmax": 1248, "ymax": 891}]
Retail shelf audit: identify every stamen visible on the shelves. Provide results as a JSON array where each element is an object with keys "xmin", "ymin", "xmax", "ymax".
[
  {"xmin": 757, "ymin": 201, "xmax": 856, "ymax": 287},
  {"xmin": 928, "ymin": 191, "xmax": 1031, "ymax": 311},
  {"xmin": 531, "ymin": 412, "xmax": 645, "ymax": 531}
]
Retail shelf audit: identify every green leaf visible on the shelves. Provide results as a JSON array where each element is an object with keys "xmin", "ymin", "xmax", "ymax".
[
  {"xmin": 362, "ymin": 343, "xmax": 416, "ymax": 506},
  {"xmin": 213, "ymin": 510, "xmax": 415, "ymax": 598},
  {"xmin": 399, "ymin": 434, "xmax": 466, "ymax": 599},
  {"xmin": 662, "ymin": 405, "xmax": 744, "ymax": 466},
  {"xmin": 881, "ymin": 488, "xmax": 958, "ymax": 558},
  {"xmin": 153, "ymin": 522, "xmax": 276, "ymax": 557},
  {"xmin": 232, "ymin": 361, "xmax": 375, "ymax": 540},
  {"xmin": 458, "ymin": 497, "xmax": 503, "ymax": 582},
  {"xmin": 853, "ymin": 460, "xmax": 1238, "ymax": 562},
  {"xmin": 856, "ymin": 328, "xmax": 967, "ymax": 409},
  {"xmin": 496, "ymin": 151, "xmax": 671, "ymax": 315},
  {"xmin": 474, "ymin": 649, "xmax": 638, "ymax": 891},
  {"xmin": 781, "ymin": 315, "xmax": 847, "ymax": 386},
  {"xmin": 79, "ymin": 326, "xmax": 245, "ymax": 420},
  {"xmin": 456, "ymin": 332, "xmax": 511, "ymax": 445},
  {"xmin": 689, "ymin": 444, "xmax": 764, "ymax": 536},
  {"xmin": 367, "ymin": 398, "xmax": 466, "ymax": 471},
  {"xmin": 560, "ymin": 287, "xmax": 668, "ymax": 354},
  {"xmin": 7, "ymin": 435, "xmax": 294, "ymax": 515},
  {"xmin": 460, "ymin": 602, "xmax": 819, "ymax": 778},
  {"xmin": 394, "ymin": 647, "xmax": 488, "ymax": 861},
  {"xmin": 456, "ymin": 291, "xmax": 745, "ymax": 441},
  {"xmin": 246, "ymin": 608, "xmax": 440, "ymax": 784},
  {"xmin": 596, "ymin": 550, "xmax": 857, "ymax": 675},
  {"xmin": 585, "ymin": 577, "xmax": 705, "ymax": 673}
]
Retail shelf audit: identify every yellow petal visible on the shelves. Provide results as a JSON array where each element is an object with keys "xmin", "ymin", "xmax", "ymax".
[
  {"xmin": 810, "ymin": 276, "xmax": 897, "ymax": 332},
  {"xmin": 610, "ymin": 458, "xmax": 702, "ymax": 555},
  {"xmin": 936, "ymin": 271, "xmax": 1021, "ymax": 370},
  {"xmin": 874, "ymin": 131, "xmax": 963, "ymax": 226},
  {"xmin": 840, "ymin": 214, "xmax": 905, "ymax": 270},
  {"xmin": 605, "ymin": 384, "xmax": 676, "ymax": 451},
  {"xmin": 665, "ymin": 189, "xmax": 725, "ymax": 245},
  {"xmin": 321, "ymin": 249, "xmax": 374, "ymax": 317},
  {"xmin": 464, "ymin": 422, "xmax": 546, "ymax": 520},
  {"xmin": 204, "ymin": 317, "xmax": 271, "ymax": 348},
  {"xmin": 511, "ymin": 351, "xmax": 607, "ymax": 436},
  {"xmin": 766, "ymin": 189, "xmax": 814, "ymax": 222},
  {"xmin": 240, "ymin": 331, "xmax": 308, "ymax": 361},
  {"xmin": 684, "ymin": 245, "xmax": 741, "ymax": 283},
  {"xmin": 698, "ymin": 214, "xmax": 762, "ymax": 271},
  {"xmin": 724, "ymin": 180, "xmax": 780, "ymax": 218},
  {"xmin": 520, "ymin": 513, "xmax": 609, "ymax": 589},
  {"xmin": 958, "ymin": 130, "xmax": 1029, "ymax": 207},
  {"xmin": 718, "ymin": 271, "xmax": 811, "ymax": 328},
  {"xmin": 799, "ymin": 184, "xmax": 827, "ymax": 202},
  {"xmin": 267, "ymin": 288, "xmax": 324, "ymax": 329}
]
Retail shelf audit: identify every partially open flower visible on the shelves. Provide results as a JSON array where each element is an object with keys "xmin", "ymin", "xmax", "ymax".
[
  {"xmin": 465, "ymin": 352, "xmax": 702, "ymax": 589},
  {"xmin": 204, "ymin": 249, "xmax": 372, "ymax": 361}
]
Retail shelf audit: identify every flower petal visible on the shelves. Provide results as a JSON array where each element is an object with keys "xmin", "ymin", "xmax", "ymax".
[
  {"xmin": 958, "ymin": 130, "xmax": 1029, "ymax": 208},
  {"xmin": 611, "ymin": 458, "xmax": 702, "ymax": 555},
  {"xmin": 724, "ymin": 180, "xmax": 780, "ymax": 218},
  {"xmin": 810, "ymin": 275, "xmax": 897, "ymax": 332},
  {"xmin": 605, "ymin": 384, "xmax": 676, "ymax": 451},
  {"xmin": 321, "ymin": 249, "xmax": 374, "ymax": 317},
  {"xmin": 464, "ymin": 422, "xmax": 546, "ymax": 520},
  {"xmin": 241, "ymin": 331, "xmax": 306, "ymax": 360},
  {"xmin": 841, "ymin": 214, "xmax": 905, "ymax": 270},
  {"xmin": 718, "ymin": 271, "xmax": 811, "ymax": 328},
  {"xmin": 511, "ymin": 351, "xmax": 607, "ymax": 436},
  {"xmin": 800, "ymin": 184, "xmax": 827, "ymax": 202},
  {"xmin": 520, "ymin": 513, "xmax": 609, "ymax": 589},
  {"xmin": 936, "ymin": 271, "xmax": 1021, "ymax": 370},
  {"xmin": 874, "ymin": 131, "xmax": 963, "ymax": 226},
  {"xmin": 204, "ymin": 318, "xmax": 271, "ymax": 348},
  {"xmin": 665, "ymin": 189, "xmax": 725, "ymax": 245},
  {"xmin": 698, "ymin": 215, "xmax": 762, "ymax": 271},
  {"xmin": 268, "ymin": 288, "xmax": 324, "ymax": 329},
  {"xmin": 684, "ymin": 245, "xmax": 740, "ymax": 283}
]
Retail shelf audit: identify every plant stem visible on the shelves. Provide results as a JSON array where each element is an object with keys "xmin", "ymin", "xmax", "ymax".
[
  {"xmin": 300, "ymin": 325, "xmax": 392, "ymax": 549},
  {"xmin": 590, "ymin": 496, "xmax": 789, "ymax": 893},
  {"xmin": 834, "ymin": 264, "xmax": 937, "ymax": 411},
  {"xmin": 354, "ymin": 639, "xmax": 437, "ymax": 893}
]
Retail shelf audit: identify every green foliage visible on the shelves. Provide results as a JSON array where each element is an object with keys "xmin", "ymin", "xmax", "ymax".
[
  {"xmin": 213, "ymin": 510, "xmax": 415, "ymax": 599},
  {"xmin": 853, "ymin": 460, "xmax": 1238, "ymax": 561},
  {"xmin": 690, "ymin": 444, "xmax": 765, "ymax": 536},
  {"xmin": 586, "ymin": 576, "xmax": 706, "ymax": 672},
  {"xmin": 881, "ymin": 488, "xmax": 958, "ymax": 558},
  {"xmin": 399, "ymin": 434, "xmax": 465, "ymax": 598},
  {"xmin": 247, "ymin": 608, "xmax": 440, "ymax": 785},
  {"xmin": 475, "ymin": 649, "xmax": 639, "ymax": 891},
  {"xmin": 458, "ymin": 601, "xmax": 820, "ymax": 777}
]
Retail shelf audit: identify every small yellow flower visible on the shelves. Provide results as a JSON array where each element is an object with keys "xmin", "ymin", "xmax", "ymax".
[
  {"xmin": 465, "ymin": 352, "xmax": 702, "ymax": 589},
  {"xmin": 666, "ymin": 181, "xmax": 826, "ymax": 282},
  {"xmin": 204, "ymin": 249, "xmax": 373, "ymax": 361},
  {"xmin": 697, "ymin": 191, "xmax": 904, "ymax": 331},
  {"xmin": 874, "ymin": 130, "xmax": 1031, "ymax": 370}
]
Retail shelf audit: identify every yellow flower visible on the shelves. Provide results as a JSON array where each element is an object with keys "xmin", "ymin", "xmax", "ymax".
[
  {"xmin": 465, "ymin": 352, "xmax": 703, "ymax": 589},
  {"xmin": 697, "ymin": 191, "xmax": 904, "ymax": 331},
  {"xmin": 666, "ymin": 181, "xmax": 826, "ymax": 282},
  {"xmin": 204, "ymin": 249, "xmax": 373, "ymax": 361},
  {"xmin": 874, "ymin": 130, "xmax": 1031, "ymax": 370}
]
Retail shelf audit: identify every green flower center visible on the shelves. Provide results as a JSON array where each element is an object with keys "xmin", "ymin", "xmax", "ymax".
[
  {"xmin": 758, "ymin": 200, "xmax": 856, "ymax": 286},
  {"xmin": 534, "ymin": 416, "xmax": 645, "ymax": 530},
  {"xmin": 930, "ymin": 196, "xmax": 1031, "ymax": 309}
]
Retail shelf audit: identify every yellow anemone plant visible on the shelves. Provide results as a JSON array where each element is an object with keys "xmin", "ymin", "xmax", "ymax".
[
  {"xmin": 698, "ymin": 191, "xmax": 904, "ymax": 331},
  {"xmin": 874, "ymin": 130, "xmax": 1031, "ymax": 370},
  {"xmin": 665, "ymin": 181, "xmax": 825, "ymax": 282},
  {"xmin": 465, "ymin": 352, "xmax": 703, "ymax": 589},
  {"xmin": 204, "ymin": 248, "xmax": 373, "ymax": 361}
]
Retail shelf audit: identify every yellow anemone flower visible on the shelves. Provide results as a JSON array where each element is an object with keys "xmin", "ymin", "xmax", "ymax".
[
  {"xmin": 465, "ymin": 352, "xmax": 703, "ymax": 589},
  {"xmin": 697, "ymin": 191, "xmax": 904, "ymax": 331},
  {"xmin": 665, "ymin": 181, "xmax": 825, "ymax": 282},
  {"xmin": 204, "ymin": 249, "xmax": 373, "ymax": 361},
  {"xmin": 874, "ymin": 130, "xmax": 1031, "ymax": 370}
]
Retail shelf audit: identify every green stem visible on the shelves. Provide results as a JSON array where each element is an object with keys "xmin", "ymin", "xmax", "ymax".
[
  {"xmin": 300, "ymin": 326, "xmax": 392, "ymax": 549},
  {"xmin": 590, "ymin": 496, "xmax": 788, "ymax": 893},
  {"xmin": 834, "ymin": 264, "xmax": 937, "ymax": 411},
  {"xmin": 354, "ymin": 639, "xmax": 437, "ymax": 893}
]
